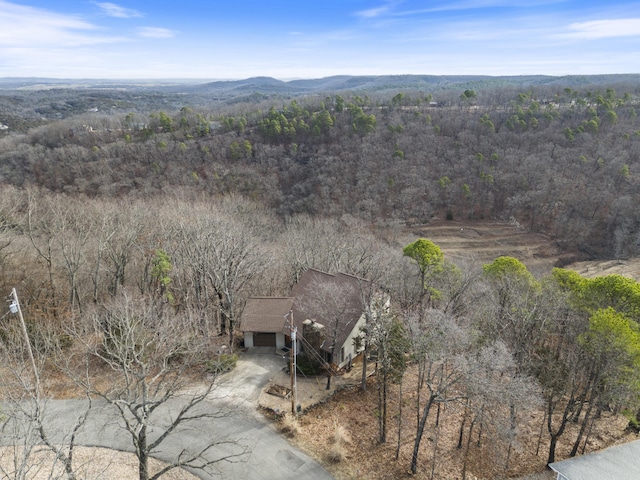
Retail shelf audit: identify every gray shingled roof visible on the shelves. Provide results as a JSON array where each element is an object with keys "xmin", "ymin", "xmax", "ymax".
[
  {"xmin": 290, "ymin": 269, "xmax": 367, "ymax": 353},
  {"xmin": 549, "ymin": 439, "xmax": 640, "ymax": 480},
  {"xmin": 239, "ymin": 297, "xmax": 294, "ymax": 334}
]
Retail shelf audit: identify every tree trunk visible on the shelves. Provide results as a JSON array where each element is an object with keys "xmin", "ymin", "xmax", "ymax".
[
  {"xmin": 395, "ymin": 379, "xmax": 403, "ymax": 460},
  {"xmin": 430, "ymin": 413, "xmax": 440, "ymax": 480},
  {"xmin": 227, "ymin": 307, "xmax": 235, "ymax": 351},
  {"xmin": 361, "ymin": 344, "xmax": 368, "ymax": 392},
  {"xmin": 457, "ymin": 403, "xmax": 468, "ymax": 449},
  {"xmin": 570, "ymin": 398, "xmax": 595, "ymax": 457},
  {"xmin": 461, "ymin": 417, "xmax": 476, "ymax": 480},
  {"xmin": 581, "ymin": 414, "xmax": 597, "ymax": 455},
  {"xmin": 326, "ymin": 337, "xmax": 338, "ymax": 390},
  {"xmin": 217, "ymin": 292, "xmax": 226, "ymax": 335},
  {"xmin": 138, "ymin": 425, "xmax": 149, "ymax": 480},
  {"xmin": 379, "ymin": 368, "xmax": 387, "ymax": 443},
  {"xmin": 411, "ymin": 393, "xmax": 436, "ymax": 474},
  {"xmin": 548, "ymin": 434, "xmax": 558, "ymax": 465},
  {"xmin": 505, "ymin": 403, "xmax": 517, "ymax": 471}
]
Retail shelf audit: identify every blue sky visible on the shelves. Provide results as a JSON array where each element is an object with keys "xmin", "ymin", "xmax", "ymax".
[{"xmin": 0, "ymin": 0, "xmax": 639, "ymax": 79}]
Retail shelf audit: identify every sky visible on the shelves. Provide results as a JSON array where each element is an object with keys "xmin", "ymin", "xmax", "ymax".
[{"xmin": 0, "ymin": 0, "xmax": 639, "ymax": 80}]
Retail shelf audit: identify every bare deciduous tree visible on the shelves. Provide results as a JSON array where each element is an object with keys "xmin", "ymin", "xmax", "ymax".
[
  {"xmin": 0, "ymin": 303, "xmax": 91, "ymax": 480},
  {"xmin": 70, "ymin": 292, "xmax": 248, "ymax": 480},
  {"xmin": 408, "ymin": 309, "xmax": 470, "ymax": 475}
]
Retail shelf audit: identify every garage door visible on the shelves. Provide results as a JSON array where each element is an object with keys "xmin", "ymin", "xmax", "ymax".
[{"xmin": 253, "ymin": 333, "xmax": 276, "ymax": 347}]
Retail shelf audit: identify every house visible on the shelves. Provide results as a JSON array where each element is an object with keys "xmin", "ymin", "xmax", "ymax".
[
  {"xmin": 240, "ymin": 269, "xmax": 374, "ymax": 369},
  {"xmin": 290, "ymin": 269, "xmax": 370, "ymax": 369},
  {"xmin": 240, "ymin": 297, "xmax": 294, "ymax": 349},
  {"xmin": 548, "ymin": 439, "xmax": 640, "ymax": 480}
]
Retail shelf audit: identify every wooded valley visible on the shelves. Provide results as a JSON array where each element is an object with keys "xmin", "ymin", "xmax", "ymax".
[
  {"xmin": 1, "ymin": 75, "xmax": 640, "ymax": 257},
  {"xmin": 1, "ymin": 75, "xmax": 640, "ymax": 479}
]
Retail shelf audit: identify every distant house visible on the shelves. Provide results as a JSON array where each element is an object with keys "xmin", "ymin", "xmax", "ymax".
[
  {"xmin": 240, "ymin": 297, "xmax": 294, "ymax": 349},
  {"xmin": 548, "ymin": 439, "xmax": 640, "ymax": 480},
  {"xmin": 240, "ymin": 269, "xmax": 375, "ymax": 369}
]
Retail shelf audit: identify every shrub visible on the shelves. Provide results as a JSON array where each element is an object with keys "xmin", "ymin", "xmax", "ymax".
[
  {"xmin": 206, "ymin": 353, "xmax": 238, "ymax": 375},
  {"xmin": 295, "ymin": 354, "xmax": 321, "ymax": 376}
]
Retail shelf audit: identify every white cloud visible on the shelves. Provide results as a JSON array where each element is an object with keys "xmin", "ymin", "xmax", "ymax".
[
  {"xmin": 405, "ymin": 0, "xmax": 563, "ymax": 12},
  {"xmin": 356, "ymin": 6, "xmax": 392, "ymax": 19},
  {"xmin": 0, "ymin": 0, "xmax": 123, "ymax": 47},
  {"xmin": 560, "ymin": 18, "xmax": 640, "ymax": 39},
  {"xmin": 355, "ymin": 0, "xmax": 404, "ymax": 19},
  {"xmin": 389, "ymin": 0, "xmax": 565, "ymax": 17},
  {"xmin": 95, "ymin": 2, "xmax": 142, "ymax": 19},
  {"xmin": 137, "ymin": 27, "xmax": 176, "ymax": 39}
]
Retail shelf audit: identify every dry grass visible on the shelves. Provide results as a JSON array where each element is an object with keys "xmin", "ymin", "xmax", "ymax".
[
  {"xmin": 327, "ymin": 423, "xmax": 352, "ymax": 464},
  {"xmin": 327, "ymin": 442, "xmax": 348, "ymax": 464},
  {"xmin": 279, "ymin": 412, "xmax": 301, "ymax": 438},
  {"xmin": 330, "ymin": 424, "xmax": 352, "ymax": 445}
]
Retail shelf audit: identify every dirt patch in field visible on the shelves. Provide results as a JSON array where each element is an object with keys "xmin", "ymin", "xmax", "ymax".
[
  {"xmin": 567, "ymin": 258, "xmax": 640, "ymax": 280},
  {"xmin": 401, "ymin": 219, "xmax": 640, "ymax": 280},
  {"xmin": 400, "ymin": 220, "xmax": 564, "ymax": 275}
]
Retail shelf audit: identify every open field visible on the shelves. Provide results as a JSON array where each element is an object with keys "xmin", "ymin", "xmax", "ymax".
[{"xmin": 402, "ymin": 220, "xmax": 640, "ymax": 280}]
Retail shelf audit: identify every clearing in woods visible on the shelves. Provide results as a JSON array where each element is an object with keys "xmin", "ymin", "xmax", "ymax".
[{"xmin": 402, "ymin": 220, "xmax": 640, "ymax": 279}]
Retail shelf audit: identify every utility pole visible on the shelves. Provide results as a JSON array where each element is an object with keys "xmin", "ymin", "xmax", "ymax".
[
  {"xmin": 288, "ymin": 310, "xmax": 298, "ymax": 416},
  {"xmin": 10, "ymin": 288, "xmax": 40, "ymax": 396}
]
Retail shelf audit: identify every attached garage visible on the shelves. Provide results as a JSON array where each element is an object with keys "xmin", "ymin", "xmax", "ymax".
[
  {"xmin": 239, "ymin": 297, "xmax": 294, "ymax": 350},
  {"xmin": 253, "ymin": 332, "xmax": 276, "ymax": 347}
]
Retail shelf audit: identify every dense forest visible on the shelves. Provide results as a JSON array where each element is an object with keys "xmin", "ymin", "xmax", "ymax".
[
  {"xmin": 1, "ymin": 76, "xmax": 640, "ymax": 479},
  {"xmin": 1, "ymin": 76, "xmax": 640, "ymax": 258}
]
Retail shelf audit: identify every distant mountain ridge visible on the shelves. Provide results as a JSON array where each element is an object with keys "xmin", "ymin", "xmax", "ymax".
[
  {"xmin": 179, "ymin": 74, "xmax": 640, "ymax": 96},
  {"xmin": 2, "ymin": 74, "xmax": 639, "ymax": 95}
]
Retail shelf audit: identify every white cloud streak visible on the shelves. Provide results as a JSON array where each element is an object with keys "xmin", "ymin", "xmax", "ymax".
[
  {"xmin": 356, "ymin": 5, "xmax": 392, "ymax": 19},
  {"xmin": 355, "ymin": 0, "xmax": 403, "ymax": 19},
  {"xmin": 0, "ymin": 0, "xmax": 123, "ymax": 47},
  {"xmin": 560, "ymin": 18, "xmax": 640, "ymax": 39},
  {"xmin": 95, "ymin": 2, "xmax": 143, "ymax": 19},
  {"xmin": 137, "ymin": 27, "xmax": 176, "ymax": 39},
  {"xmin": 359, "ymin": 0, "xmax": 565, "ymax": 18}
]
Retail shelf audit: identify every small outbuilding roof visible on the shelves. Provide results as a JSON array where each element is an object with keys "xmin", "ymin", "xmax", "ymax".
[
  {"xmin": 239, "ymin": 297, "xmax": 294, "ymax": 334},
  {"xmin": 549, "ymin": 439, "xmax": 640, "ymax": 480}
]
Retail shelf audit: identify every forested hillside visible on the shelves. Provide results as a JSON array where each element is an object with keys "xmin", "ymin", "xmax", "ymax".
[
  {"xmin": 1, "ymin": 76, "xmax": 640, "ymax": 479},
  {"xmin": 1, "ymin": 78, "xmax": 639, "ymax": 258}
]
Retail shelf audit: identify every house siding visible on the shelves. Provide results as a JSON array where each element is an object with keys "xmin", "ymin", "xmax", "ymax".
[{"xmin": 338, "ymin": 313, "xmax": 366, "ymax": 368}]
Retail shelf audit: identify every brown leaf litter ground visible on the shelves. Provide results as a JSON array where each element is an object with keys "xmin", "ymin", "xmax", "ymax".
[{"xmin": 277, "ymin": 357, "xmax": 636, "ymax": 480}]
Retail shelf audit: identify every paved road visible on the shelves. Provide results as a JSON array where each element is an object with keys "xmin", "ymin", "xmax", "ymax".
[{"xmin": 0, "ymin": 351, "xmax": 333, "ymax": 480}]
